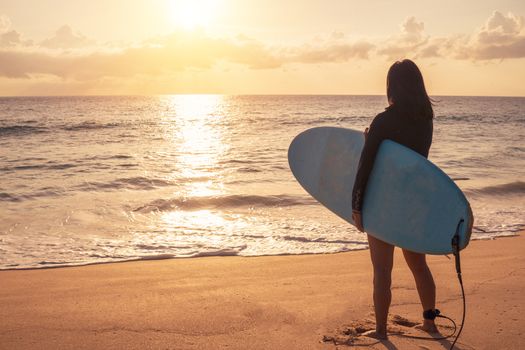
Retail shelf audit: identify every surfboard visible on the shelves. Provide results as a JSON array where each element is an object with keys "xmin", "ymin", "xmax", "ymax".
[{"xmin": 288, "ymin": 126, "xmax": 473, "ymax": 255}]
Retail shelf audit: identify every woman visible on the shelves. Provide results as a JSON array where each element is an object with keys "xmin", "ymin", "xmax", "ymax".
[{"xmin": 351, "ymin": 59, "xmax": 438, "ymax": 340}]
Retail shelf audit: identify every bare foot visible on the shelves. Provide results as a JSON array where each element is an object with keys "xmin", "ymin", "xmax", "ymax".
[
  {"xmin": 361, "ymin": 330, "xmax": 388, "ymax": 340},
  {"xmin": 416, "ymin": 320, "xmax": 439, "ymax": 333}
]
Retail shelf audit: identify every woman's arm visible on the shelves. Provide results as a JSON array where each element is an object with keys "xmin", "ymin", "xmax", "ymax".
[{"xmin": 351, "ymin": 115, "xmax": 385, "ymax": 230}]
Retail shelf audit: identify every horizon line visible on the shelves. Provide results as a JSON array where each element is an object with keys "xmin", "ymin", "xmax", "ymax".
[{"xmin": 0, "ymin": 93, "xmax": 524, "ymax": 98}]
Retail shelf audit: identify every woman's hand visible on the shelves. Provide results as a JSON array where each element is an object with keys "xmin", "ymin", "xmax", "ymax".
[
  {"xmin": 352, "ymin": 210, "xmax": 364, "ymax": 232},
  {"xmin": 364, "ymin": 127, "xmax": 369, "ymax": 141}
]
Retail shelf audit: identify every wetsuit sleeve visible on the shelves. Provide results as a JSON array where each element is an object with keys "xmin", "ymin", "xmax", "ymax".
[{"xmin": 351, "ymin": 116, "xmax": 385, "ymax": 212}]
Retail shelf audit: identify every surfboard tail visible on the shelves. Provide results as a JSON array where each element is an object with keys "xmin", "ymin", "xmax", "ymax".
[{"xmin": 462, "ymin": 202, "xmax": 474, "ymax": 251}]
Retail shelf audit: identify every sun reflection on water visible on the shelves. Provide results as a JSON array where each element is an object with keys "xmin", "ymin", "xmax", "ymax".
[
  {"xmin": 159, "ymin": 94, "xmax": 230, "ymax": 234},
  {"xmin": 167, "ymin": 94, "xmax": 227, "ymax": 197}
]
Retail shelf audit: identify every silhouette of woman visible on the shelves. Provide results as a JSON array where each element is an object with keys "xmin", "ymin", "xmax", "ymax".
[{"xmin": 351, "ymin": 59, "xmax": 438, "ymax": 339}]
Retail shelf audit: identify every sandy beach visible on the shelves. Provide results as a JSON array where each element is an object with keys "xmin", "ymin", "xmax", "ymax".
[{"xmin": 0, "ymin": 233, "xmax": 523, "ymax": 350}]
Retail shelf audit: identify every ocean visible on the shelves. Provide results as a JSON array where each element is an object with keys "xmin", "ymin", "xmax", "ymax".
[{"xmin": 0, "ymin": 95, "xmax": 523, "ymax": 269}]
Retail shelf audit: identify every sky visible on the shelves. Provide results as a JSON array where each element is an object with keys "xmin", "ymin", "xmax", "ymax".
[{"xmin": 0, "ymin": 0, "xmax": 524, "ymax": 96}]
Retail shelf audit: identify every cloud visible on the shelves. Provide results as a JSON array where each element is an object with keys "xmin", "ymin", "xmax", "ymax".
[
  {"xmin": 376, "ymin": 12, "xmax": 525, "ymax": 61},
  {"xmin": 0, "ymin": 14, "xmax": 32, "ymax": 48},
  {"xmin": 461, "ymin": 11, "xmax": 525, "ymax": 59},
  {"xmin": 331, "ymin": 31, "xmax": 345, "ymax": 40},
  {"xmin": 0, "ymin": 30, "xmax": 21, "ymax": 46},
  {"xmin": 286, "ymin": 41, "xmax": 375, "ymax": 63},
  {"xmin": 402, "ymin": 16, "xmax": 425, "ymax": 42},
  {"xmin": 377, "ymin": 16, "xmax": 428, "ymax": 60},
  {"xmin": 0, "ymin": 50, "xmax": 62, "ymax": 78},
  {"xmin": 0, "ymin": 14, "xmax": 11, "ymax": 33},
  {"xmin": 0, "ymin": 29, "xmax": 375, "ymax": 80},
  {"xmin": 0, "ymin": 14, "xmax": 31, "ymax": 48},
  {"xmin": 483, "ymin": 11, "xmax": 523, "ymax": 40},
  {"xmin": 0, "ymin": 11, "xmax": 524, "ymax": 84},
  {"xmin": 40, "ymin": 25, "xmax": 94, "ymax": 49}
]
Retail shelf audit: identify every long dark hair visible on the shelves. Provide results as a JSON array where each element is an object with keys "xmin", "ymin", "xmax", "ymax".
[{"xmin": 387, "ymin": 59, "xmax": 433, "ymax": 120}]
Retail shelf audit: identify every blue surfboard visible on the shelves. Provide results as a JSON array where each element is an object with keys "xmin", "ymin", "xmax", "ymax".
[{"xmin": 288, "ymin": 127, "xmax": 473, "ymax": 255}]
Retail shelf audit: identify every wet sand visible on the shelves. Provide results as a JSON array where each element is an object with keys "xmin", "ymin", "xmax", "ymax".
[{"xmin": 1, "ymin": 233, "xmax": 523, "ymax": 350}]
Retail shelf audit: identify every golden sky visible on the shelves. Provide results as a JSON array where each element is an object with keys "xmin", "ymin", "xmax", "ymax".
[{"xmin": 1, "ymin": 0, "xmax": 524, "ymax": 96}]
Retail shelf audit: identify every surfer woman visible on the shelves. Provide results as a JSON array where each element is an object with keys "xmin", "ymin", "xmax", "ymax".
[{"xmin": 351, "ymin": 59, "xmax": 437, "ymax": 340}]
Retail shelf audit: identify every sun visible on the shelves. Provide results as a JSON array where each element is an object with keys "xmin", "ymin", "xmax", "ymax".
[{"xmin": 169, "ymin": 0, "xmax": 220, "ymax": 30}]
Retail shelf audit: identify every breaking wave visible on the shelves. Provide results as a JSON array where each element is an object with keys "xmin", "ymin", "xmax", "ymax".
[
  {"xmin": 466, "ymin": 181, "xmax": 525, "ymax": 197},
  {"xmin": 134, "ymin": 194, "xmax": 316, "ymax": 212}
]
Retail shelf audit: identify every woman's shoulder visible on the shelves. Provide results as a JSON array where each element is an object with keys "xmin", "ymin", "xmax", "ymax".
[{"xmin": 371, "ymin": 107, "xmax": 395, "ymax": 128}]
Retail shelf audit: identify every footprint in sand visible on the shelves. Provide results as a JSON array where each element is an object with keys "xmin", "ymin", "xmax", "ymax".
[
  {"xmin": 322, "ymin": 320, "xmax": 377, "ymax": 345},
  {"xmin": 323, "ymin": 314, "xmax": 475, "ymax": 349},
  {"xmin": 322, "ymin": 314, "xmax": 421, "ymax": 345},
  {"xmin": 390, "ymin": 314, "xmax": 419, "ymax": 327}
]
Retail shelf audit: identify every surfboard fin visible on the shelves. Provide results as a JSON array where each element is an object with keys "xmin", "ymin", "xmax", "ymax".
[
  {"xmin": 449, "ymin": 218, "xmax": 466, "ymax": 350},
  {"xmin": 451, "ymin": 219, "xmax": 464, "ymax": 275}
]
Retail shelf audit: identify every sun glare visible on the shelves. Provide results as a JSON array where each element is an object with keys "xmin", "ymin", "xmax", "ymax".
[
  {"xmin": 169, "ymin": 0, "xmax": 220, "ymax": 30},
  {"xmin": 165, "ymin": 95, "xmax": 227, "ymax": 198}
]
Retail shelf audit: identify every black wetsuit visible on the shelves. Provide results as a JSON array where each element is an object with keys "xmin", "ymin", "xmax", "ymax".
[{"xmin": 351, "ymin": 105, "xmax": 433, "ymax": 212}]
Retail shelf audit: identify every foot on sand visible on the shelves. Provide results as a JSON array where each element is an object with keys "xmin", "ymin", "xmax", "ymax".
[
  {"xmin": 361, "ymin": 329, "xmax": 388, "ymax": 340},
  {"xmin": 416, "ymin": 322, "xmax": 439, "ymax": 334},
  {"xmin": 390, "ymin": 314, "xmax": 440, "ymax": 334}
]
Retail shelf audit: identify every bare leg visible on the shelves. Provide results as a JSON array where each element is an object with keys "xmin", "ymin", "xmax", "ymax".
[
  {"xmin": 366, "ymin": 234, "xmax": 394, "ymax": 339},
  {"xmin": 402, "ymin": 249, "xmax": 438, "ymax": 332}
]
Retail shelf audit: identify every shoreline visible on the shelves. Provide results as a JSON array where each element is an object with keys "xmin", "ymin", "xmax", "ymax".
[
  {"xmin": 1, "ymin": 232, "xmax": 524, "ymax": 349},
  {"xmin": 1, "ymin": 232, "xmax": 520, "ymax": 272}
]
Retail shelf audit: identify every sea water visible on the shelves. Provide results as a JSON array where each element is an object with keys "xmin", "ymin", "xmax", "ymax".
[{"xmin": 0, "ymin": 95, "xmax": 523, "ymax": 269}]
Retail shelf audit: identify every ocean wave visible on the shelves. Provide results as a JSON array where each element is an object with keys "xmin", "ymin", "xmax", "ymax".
[
  {"xmin": 134, "ymin": 194, "xmax": 317, "ymax": 212},
  {"xmin": 0, "ymin": 125, "xmax": 48, "ymax": 136},
  {"xmin": 1, "ymin": 248, "xmax": 247, "ymax": 270},
  {"xmin": 135, "ymin": 244, "xmax": 194, "ymax": 250},
  {"xmin": 0, "ymin": 175, "xmax": 217, "ymax": 201},
  {"xmin": 1, "ymin": 163, "xmax": 78, "ymax": 172},
  {"xmin": 0, "ymin": 192, "xmax": 19, "ymax": 202},
  {"xmin": 278, "ymin": 115, "xmax": 368, "ymax": 126},
  {"xmin": 0, "ymin": 188, "xmax": 65, "ymax": 202},
  {"xmin": 76, "ymin": 175, "xmax": 215, "ymax": 191},
  {"xmin": 281, "ymin": 235, "xmax": 367, "ymax": 245},
  {"xmin": 78, "ymin": 176, "xmax": 174, "ymax": 191},
  {"xmin": 61, "ymin": 121, "xmax": 121, "ymax": 131},
  {"xmin": 466, "ymin": 181, "xmax": 525, "ymax": 197},
  {"xmin": 237, "ymin": 167, "xmax": 262, "ymax": 173},
  {"xmin": 473, "ymin": 223, "xmax": 524, "ymax": 234},
  {"xmin": 84, "ymin": 154, "xmax": 133, "ymax": 161},
  {"xmin": 117, "ymin": 163, "xmax": 138, "ymax": 168},
  {"xmin": 190, "ymin": 248, "xmax": 243, "ymax": 258},
  {"xmin": 218, "ymin": 159, "xmax": 257, "ymax": 165},
  {"xmin": 0, "ymin": 121, "xmax": 122, "ymax": 137}
]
